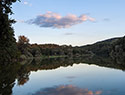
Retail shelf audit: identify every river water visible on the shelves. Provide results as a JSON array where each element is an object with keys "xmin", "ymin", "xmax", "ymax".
[{"xmin": 12, "ymin": 61, "xmax": 125, "ymax": 95}]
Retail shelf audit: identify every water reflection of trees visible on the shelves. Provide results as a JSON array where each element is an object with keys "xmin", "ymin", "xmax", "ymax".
[
  {"xmin": 0, "ymin": 63, "xmax": 21, "ymax": 95},
  {"xmin": 0, "ymin": 57, "xmax": 125, "ymax": 95},
  {"xmin": 20, "ymin": 57, "xmax": 125, "ymax": 72},
  {"xmin": 16, "ymin": 57, "xmax": 125, "ymax": 87}
]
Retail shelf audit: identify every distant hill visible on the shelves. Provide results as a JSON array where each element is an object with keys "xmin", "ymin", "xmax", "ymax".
[
  {"xmin": 79, "ymin": 36, "xmax": 125, "ymax": 64},
  {"xmin": 110, "ymin": 36, "xmax": 125, "ymax": 64},
  {"xmin": 79, "ymin": 37, "xmax": 120, "ymax": 57}
]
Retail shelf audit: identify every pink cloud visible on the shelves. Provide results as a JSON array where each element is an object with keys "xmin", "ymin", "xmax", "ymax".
[
  {"xmin": 27, "ymin": 11, "xmax": 95, "ymax": 28},
  {"xmin": 33, "ymin": 85, "xmax": 102, "ymax": 95}
]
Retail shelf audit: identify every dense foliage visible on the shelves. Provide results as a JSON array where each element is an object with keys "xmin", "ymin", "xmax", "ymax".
[
  {"xmin": 110, "ymin": 36, "xmax": 125, "ymax": 64},
  {"xmin": 0, "ymin": 0, "xmax": 19, "ymax": 62},
  {"xmin": 80, "ymin": 38, "xmax": 120, "ymax": 57}
]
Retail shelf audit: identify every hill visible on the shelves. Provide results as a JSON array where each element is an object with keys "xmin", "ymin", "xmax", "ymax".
[{"xmin": 18, "ymin": 35, "xmax": 125, "ymax": 64}]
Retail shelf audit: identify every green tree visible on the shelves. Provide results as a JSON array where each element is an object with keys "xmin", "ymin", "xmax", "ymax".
[{"xmin": 0, "ymin": 0, "xmax": 19, "ymax": 62}]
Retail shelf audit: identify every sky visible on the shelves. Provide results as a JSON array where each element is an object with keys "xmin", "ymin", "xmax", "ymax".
[{"xmin": 11, "ymin": 0, "xmax": 125, "ymax": 46}]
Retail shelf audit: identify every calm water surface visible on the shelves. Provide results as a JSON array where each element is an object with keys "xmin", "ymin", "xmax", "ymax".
[{"xmin": 12, "ymin": 63, "xmax": 125, "ymax": 95}]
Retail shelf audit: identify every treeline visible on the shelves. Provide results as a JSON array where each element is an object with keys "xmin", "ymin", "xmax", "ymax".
[
  {"xmin": 17, "ymin": 36, "xmax": 74, "ymax": 59},
  {"xmin": 17, "ymin": 35, "xmax": 94, "ymax": 60},
  {"xmin": 17, "ymin": 35, "xmax": 125, "ymax": 64}
]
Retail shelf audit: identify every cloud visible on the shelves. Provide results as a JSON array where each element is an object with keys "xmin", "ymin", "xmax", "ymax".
[
  {"xmin": 24, "ymin": 1, "xmax": 28, "ymax": 5},
  {"xmin": 16, "ymin": 20, "xmax": 25, "ymax": 23},
  {"xmin": 27, "ymin": 11, "xmax": 95, "ymax": 29},
  {"xmin": 95, "ymin": 91, "xmax": 102, "ymax": 95},
  {"xmin": 66, "ymin": 76, "xmax": 76, "ymax": 79},
  {"xmin": 32, "ymin": 85, "xmax": 102, "ymax": 95},
  {"xmin": 103, "ymin": 18, "xmax": 110, "ymax": 22},
  {"xmin": 64, "ymin": 33, "xmax": 74, "ymax": 36},
  {"xmin": 23, "ymin": 1, "xmax": 32, "ymax": 6}
]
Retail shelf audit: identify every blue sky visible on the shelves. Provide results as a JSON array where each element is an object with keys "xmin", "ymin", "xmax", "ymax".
[{"xmin": 11, "ymin": 0, "xmax": 125, "ymax": 46}]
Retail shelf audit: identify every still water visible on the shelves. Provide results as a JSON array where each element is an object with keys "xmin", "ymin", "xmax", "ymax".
[{"xmin": 11, "ymin": 59, "xmax": 125, "ymax": 95}]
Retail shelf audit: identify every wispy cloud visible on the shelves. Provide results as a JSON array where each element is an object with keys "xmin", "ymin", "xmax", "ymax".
[
  {"xmin": 32, "ymin": 85, "xmax": 102, "ymax": 95},
  {"xmin": 103, "ymin": 18, "xmax": 110, "ymax": 22},
  {"xmin": 16, "ymin": 20, "xmax": 25, "ymax": 23},
  {"xmin": 24, "ymin": 1, "xmax": 28, "ymax": 5},
  {"xmin": 64, "ymin": 33, "xmax": 74, "ymax": 36},
  {"xmin": 66, "ymin": 76, "xmax": 76, "ymax": 79},
  {"xmin": 23, "ymin": 1, "xmax": 32, "ymax": 6},
  {"xmin": 27, "ymin": 11, "xmax": 95, "ymax": 29}
]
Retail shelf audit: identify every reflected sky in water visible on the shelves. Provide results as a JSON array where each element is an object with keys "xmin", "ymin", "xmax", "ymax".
[
  {"xmin": 13, "ymin": 63, "xmax": 125, "ymax": 95},
  {"xmin": 32, "ymin": 85, "xmax": 102, "ymax": 95}
]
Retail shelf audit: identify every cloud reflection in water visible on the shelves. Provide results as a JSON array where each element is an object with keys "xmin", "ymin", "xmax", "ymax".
[{"xmin": 32, "ymin": 85, "xmax": 102, "ymax": 95}]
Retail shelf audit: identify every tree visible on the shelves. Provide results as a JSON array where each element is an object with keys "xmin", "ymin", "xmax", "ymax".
[
  {"xmin": 17, "ymin": 35, "xmax": 30, "ymax": 53},
  {"xmin": 18, "ymin": 35, "xmax": 29, "ymax": 45},
  {"xmin": 17, "ymin": 35, "xmax": 33, "ymax": 59},
  {"xmin": 0, "ymin": 0, "xmax": 20, "ymax": 62}
]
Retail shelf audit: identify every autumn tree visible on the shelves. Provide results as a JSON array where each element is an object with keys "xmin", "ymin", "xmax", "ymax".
[
  {"xmin": 0, "ymin": 0, "xmax": 20, "ymax": 62},
  {"xmin": 18, "ymin": 35, "xmax": 29, "ymax": 45},
  {"xmin": 17, "ymin": 35, "xmax": 30, "ymax": 54}
]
